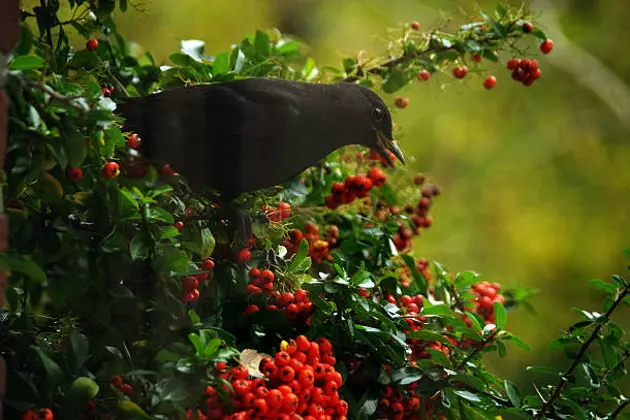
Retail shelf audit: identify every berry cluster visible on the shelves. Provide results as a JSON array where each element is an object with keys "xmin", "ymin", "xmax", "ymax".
[
  {"xmin": 363, "ymin": 149, "xmax": 398, "ymax": 168},
  {"xmin": 391, "ymin": 181, "xmax": 439, "ymax": 251},
  {"xmin": 245, "ymin": 268, "xmax": 314, "ymax": 322},
  {"xmin": 200, "ymin": 336, "xmax": 348, "ymax": 419},
  {"xmin": 507, "ymin": 58, "xmax": 542, "ymax": 87},
  {"xmin": 181, "ymin": 258, "xmax": 215, "ymax": 303},
  {"xmin": 101, "ymin": 85, "xmax": 115, "ymax": 97},
  {"xmin": 22, "ymin": 408, "xmax": 54, "ymax": 420},
  {"xmin": 377, "ymin": 386, "xmax": 443, "ymax": 420},
  {"xmin": 109, "ymin": 375, "xmax": 133, "ymax": 396},
  {"xmin": 325, "ymin": 168, "xmax": 386, "ymax": 210},
  {"xmin": 471, "ymin": 281, "xmax": 505, "ymax": 324},
  {"xmin": 283, "ymin": 222, "xmax": 334, "ymax": 264},
  {"xmin": 262, "ymin": 202, "xmax": 292, "ymax": 223},
  {"xmin": 398, "ymin": 258, "xmax": 431, "ymax": 288}
]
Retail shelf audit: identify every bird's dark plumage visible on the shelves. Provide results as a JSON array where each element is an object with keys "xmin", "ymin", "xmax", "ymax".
[{"xmin": 117, "ymin": 77, "xmax": 404, "ymax": 198}]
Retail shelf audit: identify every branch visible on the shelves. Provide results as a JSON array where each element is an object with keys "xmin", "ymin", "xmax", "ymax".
[
  {"xmin": 27, "ymin": 81, "xmax": 88, "ymax": 113},
  {"xmin": 455, "ymin": 330, "xmax": 498, "ymax": 371},
  {"xmin": 610, "ymin": 399, "xmax": 629, "ymax": 419},
  {"xmin": 535, "ymin": 286, "xmax": 630, "ymax": 419}
]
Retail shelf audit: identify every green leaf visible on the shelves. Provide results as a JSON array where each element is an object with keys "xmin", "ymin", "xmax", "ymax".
[
  {"xmin": 32, "ymin": 346, "xmax": 64, "ymax": 386},
  {"xmin": 117, "ymin": 400, "xmax": 153, "ymax": 420},
  {"xmin": 154, "ymin": 244, "xmax": 191, "ymax": 276},
  {"xmin": 402, "ymin": 254, "xmax": 427, "ymax": 293},
  {"xmin": 212, "ymin": 52, "xmax": 230, "ymax": 75},
  {"xmin": 422, "ymin": 304, "xmax": 449, "ymax": 316},
  {"xmin": 453, "ymin": 390, "xmax": 481, "ymax": 402},
  {"xmin": 9, "ymin": 55, "xmax": 45, "ymax": 70},
  {"xmin": 254, "ymin": 30, "xmax": 271, "ymax": 58},
  {"xmin": 63, "ymin": 129, "xmax": 87, "ymax": 168},
  {"xmin": 525, "ymin": 365, "xmax": 559, "ymax": 377},
  {"xmin": 501, "ymin": 333, "xmax": 531, "ymax": 350},
  {"xmin": 169, "ymin": 52, "xmax": 195, "ymax": 66},
  {"xmin": 130, "ymin": 235, "xmax": 150, "ymax": 261},
  {"xmin": 590, "ymin": 279, "xmax": 618, "ymax": 294},
  {"xmin": 504, "ymin": 380, "xmax": 521, "ymax": 408},
  {"xmin": 287, "ymin": 239, "xmax": 311, "ymax": 273},
  {"xmin": 69, "ymin": 377, "xmax": 100, "ymax": 400},
  {"xmin": 381, "ymin": 68, "xmax": 409, "ymax": 93},
  {"xmin": 426, "ymin": 348, "xmax": 451, "ymax": 367},
  {"xmin": 493, "ymin": 301, "xmax": 507, "ymax": 329},
  {"xmin": 199, "ymin": 228, "xmax": 216, "ymax": 259},
  {"xmin": 7, "ymin": 256, "xmax": 47, "ymax": 283},
  {"xmin": 69, "ymin": 331, "xmax": 90, "ymax": 371}
]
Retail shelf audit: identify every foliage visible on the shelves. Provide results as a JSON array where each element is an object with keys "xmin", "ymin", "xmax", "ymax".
[{"xmin": 1, "ymin": 0, "xmax": 628, "ymax": 419}]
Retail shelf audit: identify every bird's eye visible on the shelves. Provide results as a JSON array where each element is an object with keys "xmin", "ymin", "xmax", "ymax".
[{"xmin": 372, "ymin": 107, "xmax": 384, "ymax": 122}]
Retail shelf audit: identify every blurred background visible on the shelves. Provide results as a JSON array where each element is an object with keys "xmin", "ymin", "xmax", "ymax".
[{"xmin": 87, "ymin": 0, "xmax": 630, "ymax": 391}]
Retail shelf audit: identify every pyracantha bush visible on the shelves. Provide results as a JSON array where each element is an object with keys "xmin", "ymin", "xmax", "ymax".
[{"xmin": 2, "ymin": 1, "xmax": 629, "ymax": 420}]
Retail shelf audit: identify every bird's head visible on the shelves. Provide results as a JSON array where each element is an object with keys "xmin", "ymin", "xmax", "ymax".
[{"xmin": 356, "ymin": 85, "xmax": 405, "ymax": 166}]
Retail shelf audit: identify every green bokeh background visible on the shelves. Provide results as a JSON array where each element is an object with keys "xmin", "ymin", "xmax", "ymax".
[{"xmin": 60, "ymin": 0, "xmax": 630, "ymax": 393}]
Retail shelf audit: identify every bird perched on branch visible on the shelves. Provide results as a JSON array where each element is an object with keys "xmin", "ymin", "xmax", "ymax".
[{"xmin": 117, "ymin": 77, "xmax": 404, "ymax": 243}]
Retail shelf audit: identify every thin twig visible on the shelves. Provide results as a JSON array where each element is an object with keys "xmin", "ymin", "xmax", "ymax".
[
  {"xmin": 535, "ymin": 286, "xmax": 630, "ymax": 419},
  {"xmin": 455, "ymin": 330, "xmax": 498, "ymax": 371},
  {"xmin": 27, "ymin": 81, "xmax": 88, "ymax": 113},
  {"xmin": 610, "ymin": 399, "xmax": 629, "ymax": 419}
]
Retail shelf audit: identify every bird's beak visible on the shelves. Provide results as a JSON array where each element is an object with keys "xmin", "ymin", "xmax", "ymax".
[{"xmin": 376, "ymin": 130, "xmax": 406, "ymax": 166}]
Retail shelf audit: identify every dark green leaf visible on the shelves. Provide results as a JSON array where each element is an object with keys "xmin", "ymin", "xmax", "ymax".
[
  {"xmin": 504, "ymin": 380, "xmax": 521, "ymax": 408},
  {"xmin": 32, "ymin": 346, "xmax": 64, "ymax": 386},
  {"xmin": 7, "ymin": 256, "xmax": 47, "ymax": 283},
  {"xmin": 590, "ymin": 279, "xmax": 618, "ymax": 294},
  {"xmin": 69, "ymin": 331, "xmax": 90, "ymax": 371}
]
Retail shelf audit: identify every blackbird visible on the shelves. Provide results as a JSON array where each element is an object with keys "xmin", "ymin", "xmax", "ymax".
[{"xmin": 116, "ymin": 77, "xmax": 405, "ymax": 198}]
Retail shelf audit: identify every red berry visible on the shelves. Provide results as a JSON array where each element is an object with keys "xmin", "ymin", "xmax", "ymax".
[
  {"xmin": 417, "ymin": 70, "xmax": 431, "ymax": 81},
  {"xmin": 453, "ymin": 65, "xmax": 468, "ymax": 79},
  {"xmin": 102, "ymin": 161, "xmax": 120, "ymax": 179},
  {"xmin": 483, "ymin": 75, "xmax": 497, "ymax": 89},
  {"xmin": 275, "ymin": 351, "xmax": 291, "ymax": 366},
  {"xmin": 101, "ymin": 86, "xmax": 112, "ymax": 97},
  {"xmin": 472, "ymin": 53, "xmax": 482, "ymax": 62},
  {"xmin": 394, "ymin": 96, "xmax": 408, "ymax": 109},
  {"xmin": 281, "ymin": 393, "xmax": 299, "ymax": 413},
  {"xmin": 231, "ymin": 365, "xmax": 249, "ymax": 380},
  {"xmin": 506, "ymin": 59, "xmax": 521, "ymax": 70},
  {"xmin": 67, "ymin": 167, "xmax": 83, "ymax": 182},
  {"xmin": 201, "ymin": 258, "xmax": 215, "ymax": 271},
  {"xmin": 261, "ymin": 269, "xmax": 275, "ymax": 283},
  {"xmin": 296, "ymin": 335, "xmax": 310, "ymax": 351},
  {"xmin": 120, "ymin": 384, "xmax": 133, "ymax": 395},
  {"xmin": 232, "ymin": 379, "xmax": 252, "ymax": 396},
  {"xmin": 245, "ymin": 305, "xmax": 259, "ymax": 315},
  {"xmin": 540, "ymin": 39, "xmax": 554, "ymax": 54},
  {"xmin": 252, "ymin": 398, "xmax": 269, "ymax": 416},
  {"xmin": 174, "ymin": 221, "xmax": 185, "ymax": 231},
  {"xmin": 182, "ymin": 276, "xmax": 199, "ymax": 291},
  {"xmin": 410, "ymin": 21, "xmax": 420, "ymax": 31},
  {"xmin": 127, "ymin": 133, "xmax": 141, "ymax": 149},
  {"xmin": 522, "ymin": 22, "xmax": 534, "ymax": 33},
  {"xmin": 109, "ymin": 375, "xmax": 123, "ymax": 387},
  {"xmin": 86, "ymin": 39, "xmax": 98, "ymax": 51},
  {"xmin": 266, "ymin": 389, "xmax": 284, "ymax": 408},
  {"xmin": 235, "ymin": 248, "xmax": 251, "ymax": 264}
]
